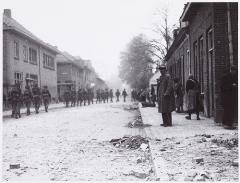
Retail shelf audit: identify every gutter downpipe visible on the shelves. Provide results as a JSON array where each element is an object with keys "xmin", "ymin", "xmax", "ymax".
[
  {"xmin": 227, "ymin": 3, "xmax": 234, "ymax": 68},
  {"xmin": 38, "ymin": 45, "xmax": 41, "ymax": 88}
]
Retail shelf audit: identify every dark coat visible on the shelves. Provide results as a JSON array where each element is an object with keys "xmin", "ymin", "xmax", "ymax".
[
  {"xmin": 220, "ymin": 72, "xmax": 238, "ymax": 125},
  {"xmin": 157, "ymin": 74, "xmax": 175, "ymax": 113}
]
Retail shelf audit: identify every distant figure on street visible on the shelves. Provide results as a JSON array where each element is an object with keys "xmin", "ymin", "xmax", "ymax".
[
  {"xmin": 109, "ymin": 89, "xmax": 113, "ymax": 102},
  {"xmin": 173, "ymin": 78, "xmax": 184, "ymax": 113},
  {"xmin": 96, "ymin": 89, "xmax": 101, "ymax": 104},
  {"xmin": 220, "ymin": 65, "xmax": 238, "ymax": 129},
  {"xmin": 64, "ymin": 87, "xmax": 71, "ymax": 107},
  {"xmin": 23, "ymin": 85, "xmax": 32, "ymax": 115},
  {"xmin": 151, "ymin": 86, "xmax": 156, "ymax": 105},
  {"xmin": 115, "ymin": 89, "xmax": 120, "ymax": 102},
  {"xmin": 122, "ymin": 89, "xmax": 127, "ymax": 102},
  {"xmin": 105, "ymin": 89, "xmax": 109, "ymax": 103},
  {"xmin": 157, "ymin": 65, "xmax": 175, "ymax": 127},
  {"xmin": 101, "ymin": 89, "xmax": 105, "ymax": 103},
  {"xmin": 11, "ymin": 83, "xmax": 22, "ymax": 118},
  {"xmin": 185, "ymin": 75, "xmax": 201, "ymax": 120},
  {"xmin": 32, "ymin": 83, "xmax": 41, "ymax": 114},
  {"xmin": 42, "ymin": 86, "xmax": 51, "ymax": 112},
  {"xmin": 77, "ymin": 88, "xmax": 83, "ymax": 106},
  {"xmin": 82, "ymin": 88, "xmax": 88, "ymax": 105}
]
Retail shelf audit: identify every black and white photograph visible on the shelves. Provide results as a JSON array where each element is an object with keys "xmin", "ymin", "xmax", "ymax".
[{"xmin": 1, "ymin": 0, "xmax": 238, "ymax": 181}]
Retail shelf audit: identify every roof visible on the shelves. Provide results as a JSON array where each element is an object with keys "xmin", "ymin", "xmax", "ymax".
[
  {"xmin": 181, "ymin": 3, "xmax": 202, "ymax": 22},
  {"xmin": 3, "ymin": 14, "xmax": 60, "ymax": 54},
  {"xmin": 56, "ymin": 52, "xmax": 85, "ymax": 69},
  {"xmin": 165, "ymin": 27, "xmax": 188, "ymax": 60}
]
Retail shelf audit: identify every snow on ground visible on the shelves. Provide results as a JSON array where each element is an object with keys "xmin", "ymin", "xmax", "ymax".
[
  {"xmin": 2, "ymin": 101, "xmax": 153, "ymax": 181},
  {"xmin": 139, "ymin": 104, "xmax": 238, "ymax": 181}
]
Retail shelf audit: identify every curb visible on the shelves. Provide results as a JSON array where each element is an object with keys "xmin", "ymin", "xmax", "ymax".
[{"xmin": 138, "ymin": 102, "xmax": 160, "ymax": 181}]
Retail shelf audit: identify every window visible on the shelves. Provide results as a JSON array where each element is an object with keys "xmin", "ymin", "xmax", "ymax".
[
  {"xmin": 14, "ymin": 72, "xmax": 23, "ymax": 86},
  {"xmin": 199, "ymin": 36, "xmax": 204, "ymax": 92},
  {"xmin": 207, "ymin": 28, "xmax": 214, "ymax": 114},
  {"xmin": 25, "ymin": 73, "xmax": 38, "ymax": 88},
  {"xmin": 208, "ymin": 29, "xmax": 213, "ymax": 50},
  {"xmin": 187, "ymin": 50, "xmax": 191, "ymax": 74},
  {"xmin": 14, "ymin": 41, "xmax": 19, "ymax": 59},
  {"xmin": 43, "ymin": 53, "xmax": 55, "ymax": 70},
  {"xmin": 193, "ymin": 41, "xmax": 198, "ymax": 79},
  {"xmin": 23, "ymin": 45, "xmax": 28, "ymax": 62},
  {"xmin": 29, "ymin": 48, "xmax": 37, "ymax": 64},
  {"xmin": 181, "ymin": 55, "xmax": 185, "ymax": 90}
]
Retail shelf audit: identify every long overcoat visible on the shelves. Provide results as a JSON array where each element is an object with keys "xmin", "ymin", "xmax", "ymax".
[{"xmin": 157, "ymin": 74, "xmax": 175, "ymax": 113}]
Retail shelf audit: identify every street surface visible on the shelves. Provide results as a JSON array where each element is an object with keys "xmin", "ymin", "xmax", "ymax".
[
  {"xmin": 2, "ymin": 101, "xmax": 238, "ymax": 181},
  {"xmin": 2, "ymin": 101, "xmax": 153, "ymax": 181}
]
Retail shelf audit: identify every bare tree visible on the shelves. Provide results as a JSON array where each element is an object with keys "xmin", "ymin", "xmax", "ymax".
[{"xmin": 147, "ymin": 8, "xmax": 175, "ymax": 66}]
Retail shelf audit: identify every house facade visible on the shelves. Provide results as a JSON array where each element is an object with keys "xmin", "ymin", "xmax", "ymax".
[
  {"xmin": 3, "ymin": 9, "xmax": 59, "ymax": 100},
  {"xmin": 56, "ymin": 52, "xmax": 102, "ymax": 98},
  {"xmin": 166, "ymin": 2, "xmax": 238, "ymax": 123}
]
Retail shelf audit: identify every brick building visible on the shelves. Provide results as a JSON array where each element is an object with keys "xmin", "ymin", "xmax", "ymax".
[
  {"xmin": 166, "ymin": 2, "xmax": 238, "ymax": 123},
  {"xmin": 3, "ymin": 9, "xmax": 59, "ymax": 100}
]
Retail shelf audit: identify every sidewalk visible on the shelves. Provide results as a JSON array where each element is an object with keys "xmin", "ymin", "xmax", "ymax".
[
  {"xmin": 3, "ymin": 103, "xmax": 65, "ymax": 118},
  {"xmin": 139, "ymin": 104, "xmax": 237, "ymax": 139},
  {"xmin": 139, "ymin": 103, "xmax": 238, "ymax": 181}
]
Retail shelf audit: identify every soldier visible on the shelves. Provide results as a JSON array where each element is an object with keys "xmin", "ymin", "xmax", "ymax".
[
  {"xmin": 77, "ymin": 88, "xmax": 83, "ymax": 106},
  {"xmin": 122, "ymin": 89, "xmax": 127, "ymax": 102},
  {"xmin": 96, "ymin": 89, "xmax": 101, "ymax": 104},
  {"xmin": 70, "ymin": 88, "xmax": 77, "ymax": 107},
  {"xmin": 115, "ymin": 89, "xmax": 120, "ymax": 102},
  {"xmin": 64, "ymin": 87, "xmax": 71, "ymax": 107},
  {"xmin": 42, "ymin": 86, "xmax": 51, "ymax": 112},
  {"xmin": 87, "ymin": 88, "xmax": 91, "ymax": 105},
  {"xmin": 101, "ymin": 89, "xmax": 105, "ymax": 103},
  {"xmin": 157, "ymin": 65, "xmax": 175, "ymax": 127},
  {"xmin": 105, "ymin": 89, "xmax": 109, "ymax": 103},
  {"xmin": 82, "ymin": 88, "xmax": 87, "ymax": 106},
  {"xmin": 23, "ymin": 85, "xmax": 32, "ymax": 115},
  {"xmin": 11, "ymin": 83, "xmax": 22, "ymax": 118},
  {"xmin": 109, "ymin": 89, "xmax": 113, "ymax": 102},
  {"xmin": 90, "ymin": 89, "xmax": 94, "ymax": 104},
  {"xmin": 32, "ymin": 83, "xmax": 41, "ymax": 114}
]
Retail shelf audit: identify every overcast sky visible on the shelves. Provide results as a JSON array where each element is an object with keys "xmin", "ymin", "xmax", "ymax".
[{"xmin": 2, "ymin": 0, "xmax": 186, "ymax": 81}]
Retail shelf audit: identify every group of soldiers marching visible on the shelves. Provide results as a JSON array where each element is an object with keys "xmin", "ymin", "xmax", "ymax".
[
  {"xmin": 63, "ymin": 88, "xmax": 128, "ymax": 107},
  {"xmin": 7, "ymin": 85, "xmax": 128, "ymax": 118},
  {"xmin": 9, "ymin": 83, "xmax": 51, "ymax": 119},
  {"xmin": 63, "ymin": 87, "xmax": 95, "ymax": 107}
]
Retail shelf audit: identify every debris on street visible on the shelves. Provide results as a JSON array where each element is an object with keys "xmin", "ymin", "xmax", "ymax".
[
  {"xmin": 10, "ymin": 164, "xmax": 20, "ymax": 169},
  {"xmin": 128, "ymin": 114, "xmax": 143, "ymax": 128},
  {"xmin": 110, "ymin": 135, "xmax": 149, "ymax": 150},
  {"xmin": 151, "ymin": 133, "xmax": 238, "ymax": 181},
  {"xmin": 123, "ymin": 104, "xmax": 138, "ymax": 111}
]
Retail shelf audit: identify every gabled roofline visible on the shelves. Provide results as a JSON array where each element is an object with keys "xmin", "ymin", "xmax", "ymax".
[{"xmin": 4, "ymin": 28, "xmax": 60, "ymax": 54}]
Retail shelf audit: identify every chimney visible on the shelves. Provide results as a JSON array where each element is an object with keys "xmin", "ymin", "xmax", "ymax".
[{"xmin": 4, "ymin": 9, "xmax": 11, "ymax": 18}]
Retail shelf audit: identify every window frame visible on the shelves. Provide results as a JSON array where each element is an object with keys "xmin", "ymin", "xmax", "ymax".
[
  {"xmin": 29, "ymin": 47, "xmax": 38, "ymax": 65},
  {"xmin": 23, "ymin": 45, "xmax": 28, "ymax": 62},
  {"xmin": 14, "ymin": 40, "xmax": 20, "ymax": 60}
]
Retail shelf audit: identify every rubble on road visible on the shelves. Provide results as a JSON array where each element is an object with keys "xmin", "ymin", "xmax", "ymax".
[
  {"xmin": 110, "ymin": 135, "xmax": 149, "ymax": 150},
  {"xmin": 192, "ymin": 157, "xmax": 204, "ymax": 164},
  {"xmin": 128, "ymin": 170, "xmax": 148, "ymax": 179},
  {"xmin": 128, "ymin": 115, "xmax": 143, "ymax": 128},
  {"xmin": 123, "ymin": 105, "xmax": 139, "ymax": 111},
  {"xmin": 232, "ymin": 159, "xmax": 238, "ymax": 167},
  {"xmin": 10, "ymin": 164, "xmax": 20, "ymax": 169},
  {"xmin": 211, "ymin": 137, "xmax": 238, "ymax": 148}
]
